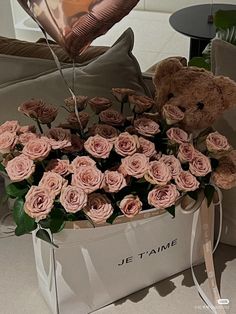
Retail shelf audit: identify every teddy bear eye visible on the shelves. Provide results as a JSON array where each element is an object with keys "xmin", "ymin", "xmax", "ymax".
[
  {"xmin": 197, "ymin": 102, "xmax": 204, "ymax": 110},
  {"xmin": 168, "ymin": 93, "xmax": 174, "ymax": 100},
  {"xmin": 178, "ymin": 106, "xmax": 186, "ymax": 112}
]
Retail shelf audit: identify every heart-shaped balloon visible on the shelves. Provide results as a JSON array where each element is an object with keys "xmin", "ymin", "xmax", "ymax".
[{"xmin": 17, "ymin": 0, "xmax": 139, "ymax": 58}]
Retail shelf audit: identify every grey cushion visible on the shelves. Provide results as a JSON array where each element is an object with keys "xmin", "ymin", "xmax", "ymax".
[
  {"xmin": 212, "ymin": 39, "xmax": 236, "ymax": 246},
  {"xmin": 0, "ymin": 54, "xmax": 57, "ymax": 88},
  {"xmin": 211, "ymin": 39, "xmax": 236, "ymax": 81},
  {"xmin": 0, "ymin": 28, "xmax": 151, "ymax": 125}
]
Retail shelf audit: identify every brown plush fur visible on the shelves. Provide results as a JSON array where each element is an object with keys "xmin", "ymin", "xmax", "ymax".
[{"xmin": 153, "ymin": 57, "xmax": 236, "ymax": 131}]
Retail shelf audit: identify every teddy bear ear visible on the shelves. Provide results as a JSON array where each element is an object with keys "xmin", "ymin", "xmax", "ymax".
[
  {"xmin": 213, "ymin": 76, "xmax": 236, "ymax": 110},
  {"xmin": 153, "ymin": 57, "xmax": 187, "ymax": 85}
]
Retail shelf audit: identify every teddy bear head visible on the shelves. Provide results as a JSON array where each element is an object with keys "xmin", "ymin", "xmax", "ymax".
[{"xmin": 153, "ymin": 57, "xmax": 236, "ymax": 131}]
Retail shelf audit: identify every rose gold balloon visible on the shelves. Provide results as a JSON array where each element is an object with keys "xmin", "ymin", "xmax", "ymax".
[{"xmin": 17, "ymin": 0, "xmax": 139, "ymax": 58}]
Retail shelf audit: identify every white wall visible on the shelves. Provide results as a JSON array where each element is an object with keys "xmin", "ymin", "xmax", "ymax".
[
  {"xmin": 0, "ymin": 1, "xmax": 15, "ymax": 38},
  {"xmin": 135, "ymin": 0, "xmax": 236, "ymax": 13},
  {"xmin": 10, "ymin": 0, "xmax": 28, "ymax": 24}
]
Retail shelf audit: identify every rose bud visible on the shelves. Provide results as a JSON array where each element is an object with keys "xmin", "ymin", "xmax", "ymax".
[
  {"xmin": 112, "ymin": 88, "xmax": 136, "ymax": 103},
  {"xmin": 88, "ymin": 97, "xmax": 112, "ymax": 114},
  {"xmin": 64, "ymin": 95, "xmax": 88, "ymax": 112},
  {"xmin": 129, "ymin": 95, "xmax": 155, "ymax": 114}
]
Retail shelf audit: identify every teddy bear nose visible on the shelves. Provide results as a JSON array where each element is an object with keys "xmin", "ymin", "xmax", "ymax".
[
  {"xmin": 197, "ymin": 102, "xmax": 204, "ymax": 110},
  {"xmin": 168, "ymin": 93, "xmax": 174, "ymax": 100}
]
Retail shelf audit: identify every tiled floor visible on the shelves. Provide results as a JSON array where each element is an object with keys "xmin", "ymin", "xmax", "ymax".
[{"xmin": 93, "ymin": 10, "xmax": 190, "ymax": 71}]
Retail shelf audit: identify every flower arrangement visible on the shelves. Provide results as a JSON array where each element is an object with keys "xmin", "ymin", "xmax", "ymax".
[{"xmin": 0, "ymin": 89, "xmax": 235, "ymax": 245}]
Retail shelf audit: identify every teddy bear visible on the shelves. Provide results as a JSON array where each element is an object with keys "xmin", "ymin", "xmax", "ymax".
[{"xmin": 153, "ymin": 57, "xmax": 236, "ymax": 131}]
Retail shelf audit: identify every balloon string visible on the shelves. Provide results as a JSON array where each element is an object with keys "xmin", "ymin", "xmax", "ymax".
[
  {"xmin": 25, "ymin": 5, "xmax": 84, "ymax": 135},
  {"xmin": 72, "ymin": 60, "xmax": 76, "ymax": 93},
  {"xmin": 41, "ymin": 27, "xmax": 84, "ymax": 135}
]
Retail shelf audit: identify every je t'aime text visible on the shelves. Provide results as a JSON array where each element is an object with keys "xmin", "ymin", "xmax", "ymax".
[{"xmin": 118, "ymin": 238, "xmax": 177, "ymax": 266}]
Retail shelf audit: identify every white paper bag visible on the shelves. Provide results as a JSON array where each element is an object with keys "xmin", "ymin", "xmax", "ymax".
[{"xmin": 33, "ymin": 205, "xmax": 214, "ymax": 314}]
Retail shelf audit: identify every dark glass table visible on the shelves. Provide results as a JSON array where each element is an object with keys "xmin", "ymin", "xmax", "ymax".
[{"xmin": 169, "ymin": 3, "xmax": 236, "ymax": 59}]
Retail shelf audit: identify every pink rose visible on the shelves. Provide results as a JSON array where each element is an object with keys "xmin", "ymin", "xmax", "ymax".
[
  {"xmin": 63, "ymin": 134, "xmax": 84, "ymax": 153},
  {"xmin": 0, "ymin": 131, "xmax": 17, "ymax": 154},
  {"xmin": 114, "ymin": 132, "xmax": 139, "ymax": 157},
  {"xmin": 46, "ymin": 159, "xmax": 70, "ymax": 177},
  {"xmin": 121, "ymin": 153, "xmax": 149, "ymax": 179},
  {"xmin": 177, "ymin": 143, "xmax": 195, "ymax": 163},
  {"xmin": 145, "ymin": 161, "xmax": 171, "ymax": 185},
  {"xmin": 134, "ymin": 117, "xmax": 160, "ymax": 137},
  {"xmin": 148, "ymin": 184, "xmax": 180, "ymax": 209},
  {"xmin": 64, "ymin": 95, "xmax": 88, "ymax": 112},
  {"xmin": 24, "ymin": 186, "xmax": 54, "ymax": 220},
  {"xmin": 139, "ymin": 137, "xmax": 156, "ymax": 158},
  {"xmin": 46, "ymin": 128, "xmax": 71, "ymax": 150},
  {"xmin": 103, "ymin": 170, "xmax": 126, "ymax": 193},
  {"xmin": 0, "ymin": 121, "xmax": 20, "ymax": 134},
  {"xmin": 112, "ymin": 88, "xmax": 136, "ymax": 102},
  {"xmin": 39, "ymin": 171, "xmax": 67, "ymax": 196},
  {"xmin": 84, "ymin": 193, "xmax": 113, "ymax": 224},
  {"xmin": 129, "ymin": 95, "xmax": 155, "ymax": 114},
  {"xmin": 88, "ymin": 97, "xmax": 112, "ymax": 114},
  {"xmin": 189, "ymin": 153, "xmax": 212, "ymax": 177},
  {"xmin": 159, "ymin": 154, "xmax": 182, "ymax": 178},
  {"xmin": 67, "ymin": 112, "xmax": 89, "ymax": 129},
  {"xmin": 99, "ymin": 109, "xmax": 124, "ymax": 127},
  {"xmin": 6, "ymin": 155, "xmax": 35, "ymax": 182},
  {"xmin": 71, "ymin": 156, "xmax": 96, "ymax": 173},
  {"xmin": 84, "ymin": 135, "xmax": 113, "ymax": 159},
  {"xmin": 36, "ymin": 104, "xmax": 58, "ymax": 124},
  {"xmin": 119, "ymin": 195, "xmax": 142, "ymax": 218},
  {"xmin": 19, "ymin": 125, "xmax": 37, "ymax": 134},
  {"xmin": 89, "ymin": 124, "xmax": 118, "ymax": 143},
  {"xmin": 72, "ymin": 166, "xmax": 103, "ymax": 194},
  {"xmin": 175, "ymin": 171, "xmax": 200, "ymax": 192},
  {"xmin": 206, "ymin": 132, "xmax": 231, "ymax": 153},
  {"xmin": 60, "ymin": 185, "xmax": 87, "ymax": 213},
  {"xmin": 22, "ymin": 138, "xmax": 51, "ymax": 161},
  {"xmin": 162, "ymin": 104, "xmax": 184, "ymax": 125},
  {"xmin": 18, "ymin": 132, "xmax": 38, "ymax": 146},
  {"xmin": 18, "ymin": 99, "xmax": 43, "ymax": 119},
  {"xmin": 166, "ymin": 127, "xmax": 189, "ymax": 144}
]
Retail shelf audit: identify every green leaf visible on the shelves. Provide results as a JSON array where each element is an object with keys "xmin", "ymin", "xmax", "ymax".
[
  {"xmin": 188, "ymin": 57, "xmax": 211, "ymax": 70},
  {"xmin": 204, "ymin": 185, "xmax": 216, "ymax": 207},
  {"xmin": 187, "ymin": 190, "xmax": 199, "ymax": 201},
  {"xmin": 13, "ymin": 198, "xmax": 37, "ymax": 235},
  {"xmin": 0, "ymin": 162, "xmax": 6, "ymax": 173},
  {"xmin": 36, "ymin": 229, "xmax": 58, "ymax": 248},
  {"xmin": 165, "ymin": 205, "xmax": 175, "ymax": 218},
  {"xmin": 216, "ymin": 26, "xmax": 236, "ymax": 45},
  {"xmin": 6, "ymin": 182, "xmax": 29, "ymax": 198},
  {"xmin": 214, "ymin": 10, "xmax": 236, "ymax": 30},
  {"xmin": 39, "ymin": 207, "xmax": 65, "ymax": 234},
  {"xmin": 211, "ymin": 158, "xmax": 219, "ymax": 171}
]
